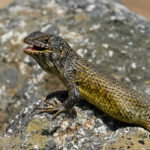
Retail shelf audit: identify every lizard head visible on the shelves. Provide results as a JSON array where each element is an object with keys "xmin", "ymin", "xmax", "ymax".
[
  {"xmin": 23, "ymin": 31, "xmax": 74, "ymax": 73},
  {"xmin": 24, "ymin": 31, "xmax": 70, "ymax": 55}
]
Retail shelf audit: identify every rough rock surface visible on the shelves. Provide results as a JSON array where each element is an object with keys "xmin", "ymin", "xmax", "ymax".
[{"xmin": 0, "ymin": 0, "xmax": 150, "ymax": 149}]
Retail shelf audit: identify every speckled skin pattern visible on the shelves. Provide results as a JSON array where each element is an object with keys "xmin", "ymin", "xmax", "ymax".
[{"xmin": 24, "ymin": 31, "xmax": 150, "ymax": 131}]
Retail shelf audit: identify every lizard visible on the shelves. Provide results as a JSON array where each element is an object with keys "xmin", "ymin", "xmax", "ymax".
[{"xmin": 23, "ymin": 31, "xmax": 150, "ymax": 131}]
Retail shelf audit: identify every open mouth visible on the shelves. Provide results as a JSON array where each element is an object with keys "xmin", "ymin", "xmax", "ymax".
[{"xmin": 24, "ymin": 45, "xmax": 47, "ymax": 53}]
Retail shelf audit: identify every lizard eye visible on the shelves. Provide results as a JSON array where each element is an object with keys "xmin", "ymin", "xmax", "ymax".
[{"xmin": 43, "ymin": 39, "xmax": 49, "ymax": 43}]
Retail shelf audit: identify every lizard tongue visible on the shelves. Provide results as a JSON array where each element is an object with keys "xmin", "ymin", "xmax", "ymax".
[
  {"xmin": 24, "ymin": 44, "xmax": 37, "ymax": 51},
  {"xmin": 25, "ymin": 45, "xmax": 43, "ymax": 51},
  {"xmin": 26, "ymin": 46, "xmax": 38, "ymax": 50},
  {"xmin": 24, "ymin": 44, "xmax": 46, "ymax": 52}
]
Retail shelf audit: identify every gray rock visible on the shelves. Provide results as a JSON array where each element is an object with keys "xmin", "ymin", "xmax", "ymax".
[
  {"xmin": 0, "ymin": 0, "xmax": 150, "ymax": 149},
  {"xmin": 0, "ymin": 67, "xmax": 18, "ymax": 88},
  {"xmin": 45, "ymin": 140, "xmax": 57, "ymax": 150}
]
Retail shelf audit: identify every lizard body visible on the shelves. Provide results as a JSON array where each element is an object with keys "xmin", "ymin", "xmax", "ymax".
[{"xmin": 23, "ymin": 31, "xmax": 150, "ymax": 131}]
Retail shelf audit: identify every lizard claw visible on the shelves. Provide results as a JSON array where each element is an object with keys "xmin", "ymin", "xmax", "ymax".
[{"xmin": 37, "ymin": 98, "xmax": 65, "ymax": 119}]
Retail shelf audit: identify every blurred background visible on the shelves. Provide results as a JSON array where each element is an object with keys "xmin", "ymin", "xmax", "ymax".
[
  {"xmin": 0, "ymin": 0, "xmax": 150, "ymax": 20},
  {"xmin": 0, "ymin": 0, "xmax": 150, "ymax": 136}
]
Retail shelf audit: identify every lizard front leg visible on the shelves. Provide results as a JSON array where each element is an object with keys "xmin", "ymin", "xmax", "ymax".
[{"xmin": 37, "ymin": 83, "xmax": 80, "ymax": 118}]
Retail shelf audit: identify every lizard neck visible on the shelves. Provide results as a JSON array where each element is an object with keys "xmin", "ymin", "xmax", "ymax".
[{"xmin": 51, "ymin": 50, "xmax": 81, "ymax": 86}]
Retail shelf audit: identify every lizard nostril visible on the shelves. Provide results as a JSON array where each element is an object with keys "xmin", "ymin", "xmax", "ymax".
[{"xmin": 23, "ymin": 37, "xmax": 27, "ymax": 43}]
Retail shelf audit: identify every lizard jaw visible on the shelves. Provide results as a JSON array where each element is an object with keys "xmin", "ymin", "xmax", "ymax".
[{"xmin": 23, "ymin": 45, "xmax": 48, "ymax": 54}]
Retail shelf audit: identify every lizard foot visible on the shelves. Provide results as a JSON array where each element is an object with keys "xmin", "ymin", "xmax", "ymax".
[{"xmin": 37, "ymin": 98, "xmax": 65, "ymax": 119}]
